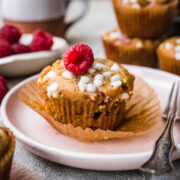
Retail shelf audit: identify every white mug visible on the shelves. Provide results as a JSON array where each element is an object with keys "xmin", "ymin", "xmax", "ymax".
[{"xmin": 1, "ymin": 0, "xmax": 88, "ymax": 37}]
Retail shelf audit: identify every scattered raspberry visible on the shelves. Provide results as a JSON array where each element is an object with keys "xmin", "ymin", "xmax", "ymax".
[
  {"xmin": 0, "ymin": 76, "xmax": 8, "ymax": 103},
  {"xmin": 30, "ymin": 29, "xmax": 53, "ymax": 52},
  {"xmin": 63, "ymin": 44, "xmax": 94, "ymax": 75},
  {"xmin": 0, "ymin": 40, "xmax": 13, "ymax": 58},
  {"xmin": 0, "ymin": 25, "xmax": 21, "ymax": 44},
  {"xmin": 0, "ymin": 76, "xmax": 7, "ymax": 87},
  {"xmin": 11, "ymin": 43, "xmax": 31, "ymax": 54}
]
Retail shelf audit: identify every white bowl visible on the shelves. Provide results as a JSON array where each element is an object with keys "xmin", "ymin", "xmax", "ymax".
[{"xmin": 0, "ymin": 34, "xmax": 68, "ymax": 77}]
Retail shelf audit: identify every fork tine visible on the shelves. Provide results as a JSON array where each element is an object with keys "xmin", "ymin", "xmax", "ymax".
[
  {"xmin": 172, "ymin": 82, "xmax": 179, "ymax": 115},
  {"xmin": 175, "ymin": 81, "xmax": 180, "ymax": 120},
  {"xmin": 162, "ymin": 82, "xmax": 175, "ymax": 119},
  {"xmin": 140, "ymin": 82, "xmax": 178, "ymax": 173}
]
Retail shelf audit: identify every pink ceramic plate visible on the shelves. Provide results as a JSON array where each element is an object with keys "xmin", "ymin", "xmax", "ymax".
[{"xmin": 1, "ymin": 65, "xmax": 180, "ymax": 171}]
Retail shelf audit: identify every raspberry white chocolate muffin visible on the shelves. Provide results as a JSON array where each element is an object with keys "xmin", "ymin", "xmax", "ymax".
[
  {"xmin": 101, "ymin": 29, "xmax": 160, "ymax": 67},
  {"xmin": 157, "ymin": 37, "xmax": 180, "ymax": 75},
  {"xmin": 38, "ymin": 44, "xmax": 134, "ymax": 130},
  {"xmin": 112, "ymin": 0, "xmax": 177, "ymax": 38},
  {"xmin": 0, "ymin": 127, "xmax": 15, "ymax": 180}
]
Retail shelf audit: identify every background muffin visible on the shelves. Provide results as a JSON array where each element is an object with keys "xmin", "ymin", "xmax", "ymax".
[
  {"xmin": 0, "ymin": 127, "xmax": 15, "ymax": 180},
  {"xmin": 157, "ymin": 36, "xmax": 180, "ymax": 75},
  {"xmin": 112, "ymin": 0, "xmax": 177, "ymax": 38},
  {"xmin": 102, "ymin": 29, "xmax": 160, "ymax": 67},
  {"xmin": 38, "ymin": 44, "xmax": 134, "ymax": 130}
]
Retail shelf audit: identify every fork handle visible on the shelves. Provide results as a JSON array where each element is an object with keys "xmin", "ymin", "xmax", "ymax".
[{"xmin": 140, "ymin": 114, "xmax": 175, "ymax": 173}]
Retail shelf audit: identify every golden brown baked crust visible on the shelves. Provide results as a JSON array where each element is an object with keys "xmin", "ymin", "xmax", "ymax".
[
  {"xmin": 38, "ymin": 58, "xmax": 134, "ymax": 130},
  {"xmin": 0, "ymin": 127, "xmax": 15, "ymax": 180},
  {"xmin": 112, "ymin": 0, "xmax": 177, "ymax": 38},
  {"xmin": 101, "ymin": 29, "xmax": 160, "ymax": 67},
  {"xmin": 0, "ymin": 128, "xmax": 10, "ymax": 159},
  {"xmin": 157, "ymin": 36, "xmax": 180, "ymax": 75}
]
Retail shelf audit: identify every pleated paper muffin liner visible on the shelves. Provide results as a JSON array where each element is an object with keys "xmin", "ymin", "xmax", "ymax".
[
  {"xmin": 41, "ymin": 88, "xmax": 125, "ymax": 131},
  {"xmin": 19, "ymin": 76, "xmax": 160, "ymax": 142},
  {"xmin": 102, "ymin": 37, "xmax": 158, "ymax": 67},
  {"xmin": 112, "ymin": 0, "xmax": 177, "ymax": 38},
  {"xmin": 0, "ymin": 128, "xmax": 16, "ymax": 180}
]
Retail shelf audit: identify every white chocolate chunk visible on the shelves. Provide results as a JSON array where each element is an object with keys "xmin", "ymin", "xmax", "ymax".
[
  {"xmin": 109, "ymin": 31, "xmax": 121, "ymax": 39},
  {"xmin": 93, "ymin": 62, "xmax": 106, "ymax": 70},
  {"xmin": 47, "ymin": 82, "xmax": 59, "ymax": 98},
  {"xmin": 43, "ymin": 71, "xmax": 57, "ymax": 81},
  {"xmin": 175, "ymin": 52, "xmax": 180, "ymax": 60},
  {"xmin": 175, "ymin": 45, "xmax": 180, "ymax": 51},
  {"xmin": 111, "ymin": 75, "xmax": 121, "ymax": 82},
  {"xmin": 93, "ymin": 79, "xmax": 104, "ymax": 87},
  {"xmin": 60, "ymin": 61, "xmax": 64, "ymax": 67},
  {"xmin": 110, "ymin": 80, "xmax": 122, "ymax": 88},
  {"xmin": 78, "ymin": 82, "xmax": 87, "ymax": 92},
  {"xmin": 62, "ymin": 70, "xmax": 75, "ymax": 79},
  {"xmin": 130, "ymin": 0, "xmax": 137, "ymax": 2},
  {"xmin": 87, "ymin": 68, "xmax": 96, "ymax": 74},
  {"xmin": 165, "ymin": 43, "xmax": 173, "ymax": 50},
  {"xmin": 102, "ymin": 71, "xmax": 112, "ymax": 77},
  {"xmin": 37, "ymin": 78, "xmax": 42, "ymax": 83},
  {"xmin": 131, "ymin": 4, "xmax": 140, "ymax": 9},
  {"xmin": 86, "ymin": 84, "xmax": 96, "ymax": 93},
  {"xmin": 111, "ymin": 63, "xmax": 120, "ymax": 71},
  {"xmin": 176, "ymin": 39, "xmax": 180, "ymax": 43},
  {"xmin": 79, "ymin": 76, "xmax": 90, "ymax": 83},
  {"xmin": 122, "ymin": 0, "xmax": 129, "ymax": 5},
  {"xmin": 136, "ymin": 41, "xmax": 143, "ymax": 48},
  {"xmin": 94, "ymin": 74, "xmax": 104, "ymax": 81},
  {"xmin": 121, "ymin": 92, "xmax": 130, "ymax": 99}
]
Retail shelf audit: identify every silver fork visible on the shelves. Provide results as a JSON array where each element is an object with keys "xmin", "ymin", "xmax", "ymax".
[{"xmin": 140, "ymin": 81, "xmax": 180, "ymax": 173}]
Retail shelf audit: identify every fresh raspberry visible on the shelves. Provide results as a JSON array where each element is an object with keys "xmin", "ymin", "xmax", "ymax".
[
  {"xmin": 63, "ymin": 44, "xmax": 94, "ymax": 75},
  {"xmin": 0, "ymin": 77, "xmax": 8, "ymax": 103},
  {"xmin": 0, "ymin": 39, "xmax": 13, "ymax": 58},
  {"xmin": 30, "ymin": 29, "xmax": 53, "ymax": 52},
  {"xmin": 0, "ymin": 25, "xmax": 21, "ymax": 44},
  {"xmin": 11, "ymin": 43, "xmax": 31, "ymax": 54},
  {"xmin": 0, "ymin": 76, "xmax": 8, "ymax": 88}
]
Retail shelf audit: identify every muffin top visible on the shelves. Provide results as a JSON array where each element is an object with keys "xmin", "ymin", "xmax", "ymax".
[
  {"xmin": 118, "ymin": 0, "xmax": 176, "ymax": 9},
  {"xmin": 0, "ymin": 127, "xmax": 10, "ymax": 158},
  {"xmin": 158, "ymin": 36, "xmax": 180, "ymax": 61},
  {"xmin": 101, "ymin": 29, "xmax": 160, "ymax": 48},
  {"xmin": 38, "ymin": 58, "xmax": 134, "ymax": 101}
]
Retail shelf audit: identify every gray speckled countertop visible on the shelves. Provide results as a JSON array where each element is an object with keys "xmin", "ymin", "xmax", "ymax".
[{"xmin": 0, "ymin": 0, "xmax": 180, "ymax": 179}]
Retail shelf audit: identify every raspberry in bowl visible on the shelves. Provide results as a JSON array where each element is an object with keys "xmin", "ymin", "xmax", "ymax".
[
  {"xmin": 0, "ymin": 40, "xmax": 13, "ymax": 58},
  {"xmin": 0, "ymin": 76, "xmax": 8, "ymax": 103},
  {"xmin": 38, "ymin": 44, "xmax": 134, "ymax": 130},
  {"xmin": 0, "ymin": 25, "xmax": 68, "ymax": 77},
  {"xmin": 30, "ymin": 29, "xmax": 53, "ymax": 52},
  {"xmin": 0, "ymin": 25, "xmax": 21, "ymax": 44}
]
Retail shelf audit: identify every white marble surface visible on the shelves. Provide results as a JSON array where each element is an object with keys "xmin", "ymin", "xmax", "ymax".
[{"xmin": 0, "ymin": 0, "xmax": 180, "ymax": 179}]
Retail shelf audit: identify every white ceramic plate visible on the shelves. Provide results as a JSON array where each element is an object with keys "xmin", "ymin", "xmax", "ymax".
[
  {"xmin": 1, "ymin": 65, "xmax": 180, "ymax": 171},
  {"xmin": 0, "ymin": 34, "xmax": 68, "ymax": 77}
]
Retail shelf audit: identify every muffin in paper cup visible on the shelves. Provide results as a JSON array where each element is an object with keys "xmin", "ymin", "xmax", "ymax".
[
  {"xmin": 157, "ymin": 36, "xmax": 180, "ymax": 75},
  {"xmin": 0, "ymin": 127, "xmax": 16, "ymax": 180},
  {"xmin": 37, "ymin": 58, "xmax": 134, "ymax": 130},
  {"xmin": 19, "ymin": 75, "xmax": 160, "ymax": 142},
  {"xmin": 101, "ymin": 29, "xmax": 161, "ymax": 67},
  {"xmin": 112, "ymin": 0, "xmax": 177, "ymax": 38}
]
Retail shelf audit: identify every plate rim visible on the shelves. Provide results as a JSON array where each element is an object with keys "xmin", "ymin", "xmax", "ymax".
[{"xmin": 1, "ymin": 65, "xmax": 180, "ymax": 163}]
